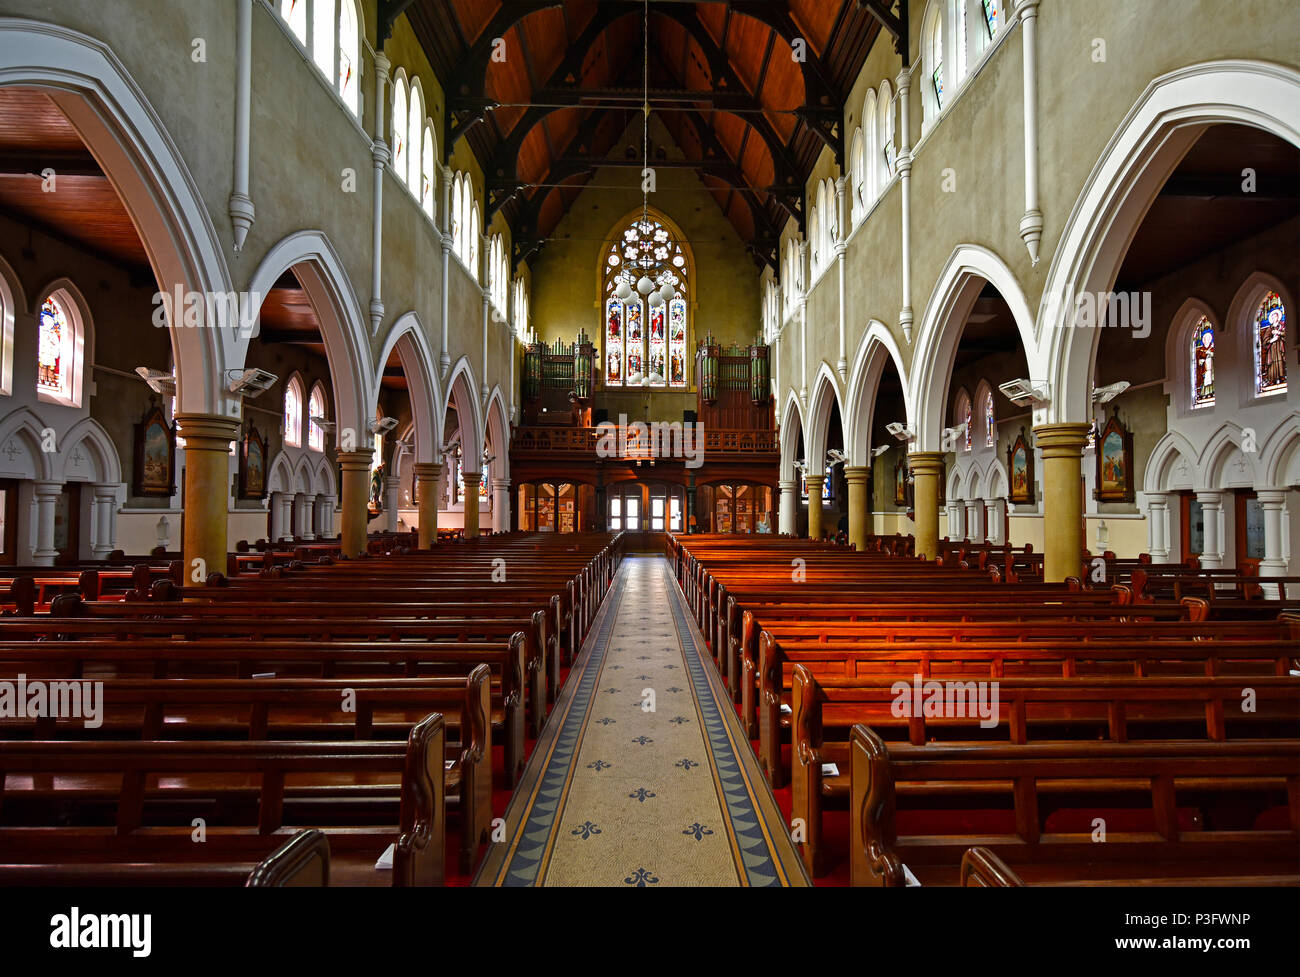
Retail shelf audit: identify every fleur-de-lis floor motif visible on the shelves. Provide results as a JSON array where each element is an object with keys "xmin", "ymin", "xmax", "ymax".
[
  {"xmin": 603, "ymin": 687, "xmax": 620, "ymax": 694},
  {"xmin": 594, "ymin": 717, "xmax": 616, "ymax": 725},
  {"xmin": 675, "ymin": 758, "xmax": 699, "ymax": 771},
  {"xmin": 630, "ymin": 735, "xmax": 653, "ymax": 746},
  {"xmin": 572, "ymin": 821, "xmax": 601, "ymax": 840},
  {"xmin": 665, "ymin": 687, "xmax": 683, "ymax": 693},
  {"xmin": 683, "ymin": 823, "xmax": 714, "ymax": 841},
  {"xmin": 663, "ymin": 663, "xmax": 677, "ymax": 670},
  {"xmin": 628, "ymin": 787, "xmax": 656, "ymax": 803},
  {"xmin": 668, "ymin": 716, "xmax": 691, "ymax": 725},
  {"xmin": 624, "ymin": 867, "xmax": 659, "ymax": 887},
  {"xmin": 587, "ymin": 760, "xmax": 611, "ymax": 772}
]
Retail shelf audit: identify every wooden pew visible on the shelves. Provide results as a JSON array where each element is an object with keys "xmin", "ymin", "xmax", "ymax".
[
  {"xmin": 0, "ymin": 713, "xmax": 448, "ymax": 886},
  {"xmin": 847, "ymin": 724, "xmax": 1300, "ymax": 886},
  {"xmin": 790, "ymin": 667, "xmax": 1300, "ymax": 875}
]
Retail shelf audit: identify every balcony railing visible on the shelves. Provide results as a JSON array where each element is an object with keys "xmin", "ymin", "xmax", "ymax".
[{"xmin": 511, "ymin": 426, "xmax": 778, "ymax": 457}]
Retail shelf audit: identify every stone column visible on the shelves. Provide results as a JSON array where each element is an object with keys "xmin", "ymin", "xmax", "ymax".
[
  {"xmin": 909, "ymin": 452, "xmax": 945, "ymax": 562},
  {"xmin": 383, "ymin": 475, "xmax": 401, "ymax": 533},
  {"xmin": 414, "ymin": 462, "xmax": 441, "ymax": 548},
  {"xmin": 318, "ymin": 496, "xmax": 335, "ymax": 538},
  {"xmin": 279, "ymin": 492, "xmax": 295, "ymax": 542},
  {"xmin": 31, "ymin": 480, "xmax": 61, "ymax": 566},
  {"xmin": 1257, "ymin": 489, "xmax": 1288, "ymax": 578},
  {"xmin": 984, "ymin": 498, "xmax": 1001, "ymax": 546},
  {"xmin": 91, "ymin": 483, "xmax": 118, "ymax": 559},
  {"xmin": 492, "ymin": 477, "xmax": 511, "ymax": 533},
  {"xmin": 806, "ymin": 474, "xmax": 825, "ymax": 540},
  {"xmin": 300, "ymin": 494, "xmax": 317, "ymax": 540},
  {"xmin": 844, "ymin": 465, "xmax": 870, "ymax": 551},
  {"xmin": 1194, "ymin": 489, "xmax": 1226, "ymax": 569},
  {"xmin": 1145, "ymin": 492, "xmax": 1170, "ymax": 562},
  {"xmin": 175, "ymin": 414, "xmax": 239, "ymax": 583},
  {"xmin": 946, "ymin": 500, "xmax": 963, "ymax": 541},
  {"xmin": 462, "ymin": 471, "xmax": 481, "ymax": 538},
  {"xmin": 337, "ymin": 450, "xmax": 373, "ymax": 557},
  {"xmin": 965, "ymin": 499, "xmax": 982, "ymax": 542},
  {"xmin": 778, "ymin": 479, "xmax": 798, "ymax": 536},
  {"xmin": 1035, "ymin": 423, "xmax": 1091, "ymax": 582}
]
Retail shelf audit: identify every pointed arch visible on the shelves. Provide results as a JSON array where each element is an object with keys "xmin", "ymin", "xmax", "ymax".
[
  {"xmin": 910, "ymin": 244, "xmax": 1042, "ymax": 451},
  {"xmin": 1041, "ymin": 60, "xmax": 1300, "ymax": 425},
  {"xmin": 244, "ymin": 230, "xmax": 373, "ymax": 435},
  {"xmin": 484, "ymin": 385, "xmax": 511, "ymax": 483},
  {"xmin": 0, "ymin": 251, "xmax": 23, "ymax": 397},
  {"xmin": 0, "ymin": 407, "xmax": 54, "ymax": 480},
  {"xmin": 282, "ymin": 372, "xmax": 305, "ymax": 448},
  {"xmin": 58, "ymin": 416, "xmax": 123, "ymax": 483},
  {"xmin": 805, "ymin": 363, "xmax": 844, "ymax": 478},
  {"xmin": 375, "ymin": 312, "xmax": 442, "ymax": 465},
  {"xmin": 845, "ymin": 319, "xmax": 912, "ymax": 465},
  {"xmin": 266, "ymin": 450, "xmax": 295, "ymax": 496},
  {"xmin": 1226, "ymin": 271, "xmax": 1293, "ymax": 402},
  {"xmin": 780, "ymin": 390, "xmax": 806, "ymax": 483},
  {"xmin": 0, "ymin": 19, "xmax": 237, "ymax": 414},
  {"xmin": 1143, "ymin": 430, "xmax": 1199, "ymax": 494},
  {"xmin": 444, "ymin": 356, "xmax": 484, "ymax": 476},
  {"xmin": 1261, "ymin": 413, "xmax": 1300, "ymax": 487},
  {"xmin": 32, "ymin": 276, "xmax": 93, "ymax": 408}
]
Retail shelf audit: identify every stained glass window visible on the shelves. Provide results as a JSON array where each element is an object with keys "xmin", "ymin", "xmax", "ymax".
[
  {"xmin": 984, "ymin": 392, "xmax": 995, "ymax": 448},
  {"xmin": 1254, "ymin": 291, "xmax": 1287, "ymax": 396},
  {"xmin": 456, "ymin": 460, "xmax": 489, "ymax": 502},
  {"xmin": 602, "ymin": 217, "xmax": 689, "ymax": 388},
  {"xmin": 312, "ymin": 0, "xmax": 335, "ymax": 80},
  {"xmin": 392, "ymin": 80, "xmax": 407, "ymax": 182},
  {"xmin": 308, "ymin": 384, "xmax": 326, "ymax": 451},
  {"xmin": 37, "ymin": 296, "xmax": 66, "ymax": 394},
  {"xmin": 1190, "ymin": 316, "xmax": 1215, "ymax": 408},
  {"xmin": 284, "ymin": 378, "xmax": 304, "ymax": 447},
  {"xmin": 421, "ymin": 123, "xmax": 435, "ymax": 218},
  {"xmin": 338, "ymin": 0, "xmax": 359, "ymax": 115},
  {"xmin": 281, "ymin": 0, "xmax": 307, "ymax": 44},
  {"xmin": 962, "ymin": 401, "xmax": 972, "ymax": 452},
  {"xmin": 981, "ymin": 0, "xmax": 999, "ymax": 39},
  {"xmin": 929, "ymin": 6, "xmax": 945, "ymax": 111}
]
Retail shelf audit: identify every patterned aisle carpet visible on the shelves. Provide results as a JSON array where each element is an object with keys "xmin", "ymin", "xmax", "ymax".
[{"xmin": 474, "ymin": 556, "xmax": 809, "ymax": 887}]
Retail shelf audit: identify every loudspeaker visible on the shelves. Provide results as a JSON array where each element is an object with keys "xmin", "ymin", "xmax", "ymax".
[{"xmin": 594, "ymin": 408, "xmax": 609, "ymax": 424}]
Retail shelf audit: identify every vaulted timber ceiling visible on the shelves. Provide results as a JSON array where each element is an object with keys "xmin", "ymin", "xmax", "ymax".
[{"xmin": 397, "ymin": 1, "xmax": 887, "ymax": 270}]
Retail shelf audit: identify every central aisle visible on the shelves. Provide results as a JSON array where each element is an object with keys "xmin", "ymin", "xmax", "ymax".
[{"xmin": 475, "ymin": 556, "xmax": 809, "ymax": 887}]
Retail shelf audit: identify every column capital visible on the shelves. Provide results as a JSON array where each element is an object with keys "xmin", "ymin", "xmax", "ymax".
[
  {"xmin": 1032, "ymin": 422, "xmax": 1091, "ymax": 457},
  {"xmin": 336, "ymin": 450, "xmax": 373, "ymax": 473},
  {"xmin": 907, "ymin": 451, "xmax": 945, "ymax": 476},
  {"xmin": 383, "ymin": 475, "xmax": 402, "ymax": 488},
  {"xmin": 778, "ymin": 479, "xmax": 798, "ymax": 493},
  {"xmin": 804, "ymin": 473, "xmax": 826, "ymax": 486},
  {"xmin": 175, "ymin": 413, "xmax": 240, "ymax": 453},
  {"xmin": 1256, "ymin": 489, "xmax": 1287, "ymax": 506},
  {"xmin": 843, "ymin": 465, "xmax": 870, "ymax": 483},
  {"xmin": 1194, "ymin": 489, "xmax": 1225, "ymax": 507},
  {"xmin": 491, "ymin": 477, "xmax": 511, "ymax": 491},
  {"xmin": 32, "ymin": 479, "xmax": 63, "ymax": 497},
  {"xmin": 413, "ymin": 462, "xmax": 443, "ymax": 479},
  {"xmin": 461, "ymin": 470, "xmax": 482, "ymax": 485}
]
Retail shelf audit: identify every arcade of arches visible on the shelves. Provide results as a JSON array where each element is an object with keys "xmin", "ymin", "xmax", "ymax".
[{"xmin": 0, "ymin": 0, "xmax": 1295, "ymax": 899}]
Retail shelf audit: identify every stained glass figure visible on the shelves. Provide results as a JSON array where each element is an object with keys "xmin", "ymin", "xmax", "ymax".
[
  {"xmin": 37, "ymin": 297, "xmax": 66, "ymax": 393},
  {"xmin": 1255, "ymin": 291, "xmax": 1287, "ymax": 396},
  {"xmin": 1191, "ymin": 316, "xmax": 1215, "ymax": 408}
]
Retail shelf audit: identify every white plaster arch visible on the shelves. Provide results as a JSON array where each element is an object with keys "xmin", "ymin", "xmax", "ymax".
[
  {"xmin": 266, "ymin": 451, "xmax": 295, "ymax": 496},
  {"xmin": 291, "ymin": 453, "xmax": 316, "ymax": 496},
  {"xmin": 57, "ymin": 416, "xmax": 122, "ymax": 483},
  {"xmin": 374, "ymin": 312, "xmax": 442, "ymax": 465},
  {"xmin": 313, "ymin": 455, "xmax": 338, "ymax": 497},
  {"xmin": 779, "ymin": 389, "xmax": 806, "ymax": 483},
  {"xmin": 0, "ymin": 19, "xmax": 236, "ymax": 414},
  {"xmin": 484, "ymin": 385, "xmax": 511, "ymax": 482},
  {"xmin": 0, "ymin": 407, "xmax": 54, "ymax": 480},
  {"xmin": 1143, "ymin": 431, "xmax": 1199, "ymax": 494},
  {"xmin": 910, "ymin": 244, "xmax": 1042, "ymax": 451},
  {"xmin": 1198, "ymin": 422, "xmax": 1257, "ymax": 490},
  {"xmin": 1261, "ymin": 412, "xmax": 1300, "ymax": 487},
  {"xmin": 845, "ymin": 319, "xmax": 911, "ymax": 465},
  {"xmin": 443, "ymin": 356, "xmax": 484, "ymax": 476},
  {"xmin": 805, "ymin": 362, "xmax": 844, "ymax": 478},
  {"xmin": 1041, "ymin": 60, "xmax": 1300, "ymax": 426},
  {"xmin": 985, "ymin": 459, "xmax": 1009, "ymax": 499},
  {"xmin": 244, "ymin": 230, "xmax": 374, "ymax": 436}
]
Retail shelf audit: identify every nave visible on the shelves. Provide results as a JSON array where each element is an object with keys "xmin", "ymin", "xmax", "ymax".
[{"xmin": 477, "ymin": 556, "xmax": 806, "ymax": 887}]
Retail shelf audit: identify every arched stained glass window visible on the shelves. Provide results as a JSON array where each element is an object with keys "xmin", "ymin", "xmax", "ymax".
[
  {"xmin": 338, "ymin": 0, "xmax": 359, "ymax": 115},
  {"xmin": 37, "ymin": 296, "xmax": 66, "ymax": 395},
  {"xmin": 278, "ymin": 0, "xmax": 360, "ymax": 118},
  {"xmin": 602, "ymin": 215, "xmax": 690, "ymax": 388},
  {"xmin": 284, "ymin": 377, "xmax": 304, "ymax": 448},
  {"xmin": 981, "ymin": 0, "xmax": 1000, "ymax": 40},
  {"xmin": 984, "ymin": 391, "xmax": 996, "ymax": 447},
  {"xmin": 407, "ymin": 84, "xmax": 423, "ymax": 191},
  {"xmin": 1254, "ymin": 291, "xmax": 1287, "ymax": 396},
  {"xmin": 927, "ymin": 4, "xmax": 945, "ymax": 111},
  {"xmin": 421, "ymin": 123, "xmax": 435, "ymax": 218},
  {"xmin": 281, "ymin": 0, "xmax": 307, "ymax": 44},
  {"xmin": 308, "ymin": 383, "xmax": 327, "ymax": 451},
  {"xmin": 1190, "ymin": 316, "xmax": 1216, "ymax": 408},
  {"xmin": 963, "ymin": 400, "xmax": 972, "ymax": 452},
  {"xmin": 312, "ymin": 0, "xmax": 336, "ymax": 80}
]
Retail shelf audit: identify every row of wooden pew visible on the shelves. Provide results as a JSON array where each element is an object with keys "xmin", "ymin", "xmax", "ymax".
[
  {"xmin": 0, "ymin": 531, "xmax": 624, "ymax": 885},
  {"xmin": 667, "ymin": 532, "xmax": 1300, "ymax": 886}
]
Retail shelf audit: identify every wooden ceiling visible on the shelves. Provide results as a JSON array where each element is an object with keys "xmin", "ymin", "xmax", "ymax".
[
  {"xmin": 401, "ymin": 0, "xmax": 885, "ymax": 270},
  {"xmin": 0, "ymin": 88, "xmax": 150, "ymax": 275}
]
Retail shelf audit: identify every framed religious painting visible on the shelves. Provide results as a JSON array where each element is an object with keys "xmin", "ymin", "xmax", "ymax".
[
  {"xmin": 132, "ymin": 402, "xmax": 175, "ymax": 497},
  {"xmin": 238, "ymin": 423, "xmax": 267, "ymax": 500},
  {"xmin": 894, "ymin": 457, "xmax": 908, "ymax": 505},
  {"xmin": 1094, "ymin": 408, "xmax": 1135, "ymax": 503},
  {"xmin": 1006, "ymin": 427, "xmax": 1035, "ymax": 506}
]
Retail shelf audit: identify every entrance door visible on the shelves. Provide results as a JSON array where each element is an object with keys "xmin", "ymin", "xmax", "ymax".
[
  {"xmin": 1179, "ymin": 492, "xmax": 1204, "ymax": 564},
  {"xmin": 54, "ymin": 483, "xmax": 81, "ymax": 565},
  {"xmin": 1235, "ymin": 489, "xmax": 1264, "ymax": 572}
]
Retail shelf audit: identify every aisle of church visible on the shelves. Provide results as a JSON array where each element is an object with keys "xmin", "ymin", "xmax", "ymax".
[{"xmin": 476, "ymin": 557, "xmax": 808, "ymax": 887}]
